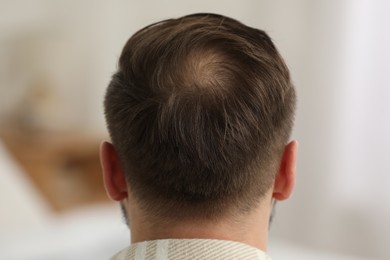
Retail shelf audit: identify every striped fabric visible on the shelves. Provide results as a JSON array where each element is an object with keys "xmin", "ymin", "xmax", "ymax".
[{"xmin": 111, "ymin": 239, "xmax": 272, "ymax": 260}]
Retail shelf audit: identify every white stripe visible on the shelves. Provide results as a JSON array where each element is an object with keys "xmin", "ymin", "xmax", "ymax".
[
  {"xmin": 155, "ymin": 239, "xmax": 169, "ymax": 260},
  {"xmin": 256, "ymin": 250, "xmax": 267, "ymax": 260},
  {"xmin": 115, "ymin": 249, "xmax": 128, "ymax": 260},
  {"xmin": 134, "ymin": 242, "xmax": 147, "ymax": 259}
]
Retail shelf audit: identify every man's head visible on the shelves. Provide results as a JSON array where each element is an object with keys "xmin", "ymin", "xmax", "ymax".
[{"xmin": 101, "ymin": 13, "xmax": 296, "ymax": 227}]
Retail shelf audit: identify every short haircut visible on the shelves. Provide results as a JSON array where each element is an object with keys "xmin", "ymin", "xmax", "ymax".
[{"xmin": 104, "ymin": 13, "xmax": 296, "ymax": 221}]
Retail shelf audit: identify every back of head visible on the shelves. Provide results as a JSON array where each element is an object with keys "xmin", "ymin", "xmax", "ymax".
[{"xmin": 104, "ymin": 13, "xmax": 296, "ymax": 221}]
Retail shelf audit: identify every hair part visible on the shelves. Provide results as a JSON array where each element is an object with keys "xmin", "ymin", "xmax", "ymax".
[{"xmin": 104, "ymin": 13, "xmax": 296, "ymax": 222}]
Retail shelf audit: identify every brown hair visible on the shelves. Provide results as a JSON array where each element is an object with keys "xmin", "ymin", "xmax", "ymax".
[{"xmin": 104, "ymin": 13, "xmax": 296, "ymax": 221}]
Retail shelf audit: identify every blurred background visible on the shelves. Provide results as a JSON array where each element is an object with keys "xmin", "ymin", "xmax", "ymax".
[{"xmin": 0, "ymin": 0, "xmax": 389, "ymax": 259}]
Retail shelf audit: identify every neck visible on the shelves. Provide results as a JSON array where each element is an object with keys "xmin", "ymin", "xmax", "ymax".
[{"xmin": 128, "ymin": 199, "xmax": 273, "ymax": 252}]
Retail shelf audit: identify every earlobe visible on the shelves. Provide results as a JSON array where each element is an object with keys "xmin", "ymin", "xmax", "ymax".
[
  {"xmin": 100, "ymin": 141, "xmax": 128, "ymax": 201},
  {"xmin": 272, "ymin": 140, "xmax": 298, "ymax": 201}
]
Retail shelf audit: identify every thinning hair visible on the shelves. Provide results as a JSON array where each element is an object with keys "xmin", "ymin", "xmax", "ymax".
[{"xmin": 104, "ymin": 13, "xmax": 296, "ymax": 221}]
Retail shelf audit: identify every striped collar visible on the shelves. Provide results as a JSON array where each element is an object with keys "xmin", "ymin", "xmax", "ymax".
[{"xmin": 111, "ymin": 239, "xmax": 271, "ymax": 260}]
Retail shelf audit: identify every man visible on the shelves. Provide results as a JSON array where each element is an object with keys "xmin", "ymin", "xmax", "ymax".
[{"xmin": 101, "ymin": 13, "xmax": 297, "ymax": 259}]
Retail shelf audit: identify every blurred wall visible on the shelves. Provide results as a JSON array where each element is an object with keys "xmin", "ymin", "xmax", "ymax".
[
  {"xmin": 1, "ymin": 1, "xmax": 389, "ymax": 259},
  {"xmin": 272, "ymin": 2, "xmax": 390, "ymax": 260}
]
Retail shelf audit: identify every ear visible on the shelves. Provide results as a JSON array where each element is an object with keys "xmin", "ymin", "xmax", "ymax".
[
  {"xmin": 100, "ymin": 141, "xmax": 128, "ymax": 201},
  {"xmin": 272, "ymin": 140, "xmax": 298, "ymax": 201}
]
